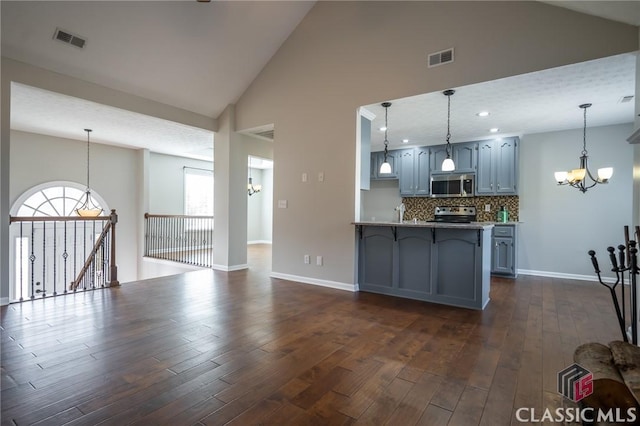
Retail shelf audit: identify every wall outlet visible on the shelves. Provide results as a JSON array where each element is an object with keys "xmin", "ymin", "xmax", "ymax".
[
  {"xmin": 278, "ymin": 200, "xmax": 288, "ymax": 208},
  {"xmin": 318, "ymin": 172, "xmax": 324, "ymax": 182},
  {"xmin": 316, "ymin": 255, "xmax": 323, "ymax": 266},
  {"xmin": 304, "ymin": 255, "xmax": 310, "ymax": 264},
  {"xmin": 484, "ymin": 204, "xmax": 491, "ymax": 212}
]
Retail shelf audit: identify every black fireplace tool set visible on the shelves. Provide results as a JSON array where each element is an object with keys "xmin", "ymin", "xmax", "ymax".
[{"xmin": 589, "ymin": 226, "xmax": 640, "ymax": 344}]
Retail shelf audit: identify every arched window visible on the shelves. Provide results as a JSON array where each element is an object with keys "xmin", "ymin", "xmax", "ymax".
[
  {"xmin": 10, "ymin": 182, "xmax": 110, "ymax": 301},
  {"xmin": 12, "ymin": 181, "xmax": 108, "ymax": 217}
]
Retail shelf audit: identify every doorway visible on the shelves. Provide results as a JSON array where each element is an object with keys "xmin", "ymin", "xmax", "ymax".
[{"xmin": 247, "ymin": 155, "xmax": 273, "ymax": 271}]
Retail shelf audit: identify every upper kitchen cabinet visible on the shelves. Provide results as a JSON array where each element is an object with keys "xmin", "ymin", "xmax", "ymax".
[
  {"xmin": 399, "ymin": 147, "xmax": 430, "ymax": 196},
  {"xmin": 476, "ymin": 137, "xmax": 519, "ymax": 195},
  {"xmin": 429, "ymin": 142, "xmax": 477, "ymax": 173},
  {"xmin": 371, "ymin": 150, "xmax": 399, "ymax": 180}
]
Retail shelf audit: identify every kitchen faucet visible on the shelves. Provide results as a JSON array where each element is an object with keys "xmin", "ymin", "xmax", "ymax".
[{"xmin": 395, "ymin": 203, "xmax": 405, "ymax": 223}]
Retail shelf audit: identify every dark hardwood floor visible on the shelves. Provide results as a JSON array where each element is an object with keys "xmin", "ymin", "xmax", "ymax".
[{"xmin": 1, "ymin": 244, "xmax": 622, "ymax": 425}]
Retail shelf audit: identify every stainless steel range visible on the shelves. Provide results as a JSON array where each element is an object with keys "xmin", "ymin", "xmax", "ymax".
[{"xmin": 433, "ymin": 206, "xmax": 477, "ymax": 223}]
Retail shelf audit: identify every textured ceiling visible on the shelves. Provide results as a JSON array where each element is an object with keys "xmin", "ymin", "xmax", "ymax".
[
  {"xmin": 10, "ymin": 83, "xmax": 215, "ymax": 160},
  {"xmin": 3, "ymin": 1, "xmax": 637, "ymax": 159},
  {"xmin": 364, "ymin": 53, "xmax": 636, "ymax": 151},
  {"xmin": 1, "ymin": 1, "xmax": 315, "ymax": 118}
]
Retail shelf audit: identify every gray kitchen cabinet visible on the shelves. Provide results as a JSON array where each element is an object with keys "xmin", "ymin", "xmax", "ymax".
[
  {"xmin": 476, "ymin": 137, "xmax": 519, "ymax": 195},
  {"xmin": 371, "ymin": 150, "xmax": 399, "ymax": 180},
  {"xmin": 452, "ymin": 142, "xmax": 477, "ymax": 172},
  {"xmin": 356, "ymin": 223, "xmax": 492, "ymax": 310},
  {"xmin": 430, "ymin": 142, "xmax": 477, "ymax": 174},
  {"xmin": 491, "ymin": 224, "xmax": 517, "ymax": 277},
  {"xmin": 429, "ymin": 145, "xmax": 450, "ymax": 173},
  {"xmin": 399, "ymin": 147, "xmax": 430, "ymax": 196}
]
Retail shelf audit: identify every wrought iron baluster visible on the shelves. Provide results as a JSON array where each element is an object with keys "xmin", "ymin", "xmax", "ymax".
[
  {"xmin": 19, "ymin": 222, "xmax": 24, "ymax": 301},
  {"xmin": 53, "ymin": 220, "xmax": 57, "ymax": 296},
  {"xmin": 42, "ymin": 221, "xmax": 46, "ymax": 297},
  {"xmin": 30, "ymin": 223, "xmax": 35, "ymax": 299},
  {"xmin": 73, "ymin": 220, "xmax": 77, "ymax": 291},
  {"xmin": 63, "ymin": 221, "xmax": 68, "ymax": 294}
]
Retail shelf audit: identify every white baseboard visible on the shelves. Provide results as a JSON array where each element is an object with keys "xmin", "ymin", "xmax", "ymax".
[
  {"xmin": 270, "ymin": 272, "xmax": 358, "ymax": 292},
  {"xmin": 212, "ymin": 263, "xmax": 249, "ymax": 272},
  {"xmin": 247, "ymin": 240, "xmax": 272, "ymax": 245},
  {"xmin": 0, "ymin": 297, "xmax": 9, "ymax": 306},
  {"xmin": 518, "ymin": 269, "xmax": 617, "ymax": 284},
  {"xmin": 142, "ymin": 256, "xmax": 205, "ymax": 271}
]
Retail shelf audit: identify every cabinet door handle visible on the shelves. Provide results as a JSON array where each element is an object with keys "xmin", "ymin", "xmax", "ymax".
[
  {"xmin": 497, "ymin": 183, "xmax": 500, "ymax": 189},
  {"xmin": 490, "ymin": 183, "xmax": 493, "ymax": 189}
]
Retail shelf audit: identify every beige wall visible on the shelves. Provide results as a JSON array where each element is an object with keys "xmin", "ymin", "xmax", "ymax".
[{"xmin": 234, "ymin": 1, "xmax": 638, "ymax": 286}]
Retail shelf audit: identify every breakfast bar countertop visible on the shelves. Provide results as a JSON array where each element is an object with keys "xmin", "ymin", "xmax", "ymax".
[{"xmin": 352, "ymin": 220, "xmax": 494, "ymax": 230}]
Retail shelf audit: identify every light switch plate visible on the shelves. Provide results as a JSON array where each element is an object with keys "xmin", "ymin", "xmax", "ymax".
[
  {"xmin": 318, "ymin": 172, "xmax": 324, "ymax": 182},
  {"xmin": 302, "ymin": 173, "xmax": 308, "ymax": 182},
  {"xmin": 278, "ymin": 200, "xmax": 288, "ymax": 208}
]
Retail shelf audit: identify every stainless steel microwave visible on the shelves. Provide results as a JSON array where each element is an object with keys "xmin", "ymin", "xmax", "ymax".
[{"xmin": 430, "ymin": 173, "xmax": 475, "ymax": 198}]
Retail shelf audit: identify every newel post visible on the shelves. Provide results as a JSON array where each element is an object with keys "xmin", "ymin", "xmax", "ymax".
[{"xmin": 109, "ymin": 209, "xmax": 120, "ymax": 287}]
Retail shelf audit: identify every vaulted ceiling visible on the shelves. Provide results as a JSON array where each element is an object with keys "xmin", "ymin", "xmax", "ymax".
[{"xmin": 2, "ymin": 1, "xmax": 638, "ymax": 159}]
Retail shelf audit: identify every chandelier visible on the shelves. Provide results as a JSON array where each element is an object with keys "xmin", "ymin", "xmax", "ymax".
[
  {"xmin": 441, "ymin": 89, "xmax": 456, "ymax": 172},
  {"xmin": 248, "ymin": 157, "xmax": 262, "ymax": 196},
  {"xmin": 76, "ymin": 129, "xmax": 103, "ymax": 217},
  {"xmin": 554, "ymin": 103, "xmax": 613, "ymax": 193}
]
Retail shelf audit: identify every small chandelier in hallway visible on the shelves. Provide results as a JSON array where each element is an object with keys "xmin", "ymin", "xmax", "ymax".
[
  {"xmin": 76, "ymin": 129, "xmax": 103, "ymax": 217},
  {"xmin": 248, "ymin": 157, "xmax": 262, "ymax": 196}
]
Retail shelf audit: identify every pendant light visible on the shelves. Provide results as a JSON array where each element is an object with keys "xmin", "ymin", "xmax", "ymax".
[
  {"xmin": 247, "ymin": 156, "xmax": 262, "ymax": 196},
  {"xmin": 379, "ymin": 102, "xmax": 392, "ymax": 174},
  {"xmin": 76, "ymin": 129, "xmax": 103, "ymax": 217},
  {"xmin": 554, "ymin": 103, "xmax": 613, "ymax": 193},
  {"xmin": 441, "ymin": 89, "xmax": 456, "ymax": 172}
]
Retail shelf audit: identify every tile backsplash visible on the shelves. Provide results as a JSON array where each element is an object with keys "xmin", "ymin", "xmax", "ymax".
[{"xmin": 402, "ymin": 195, "xmax": 519, "ymax": 222}]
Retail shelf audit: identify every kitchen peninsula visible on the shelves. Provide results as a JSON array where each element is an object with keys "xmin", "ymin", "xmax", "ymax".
[{"xmin": 354, "ymin": 221, "xmax": 494, "ymax": 310}]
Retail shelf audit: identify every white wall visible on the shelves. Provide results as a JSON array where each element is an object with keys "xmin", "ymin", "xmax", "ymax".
[
  {"xmin": 148, "ymin": 152, "xmax": 213, "ymax": 215},
  {"xmin": 247, "ymin": 167, "xmax": 273, "ymax": 244},
  {"xmin": 360, "ymin": 180, "xmax": 402, "ymax": 222},
  {"xmin": 519, "ymin": 123, "xmax": 634, "ymax": 279},
  {"xmin": 9, "ymin": 130, "xmax": 139, "ymax": 283},
  {"xmin": 234, "ymin": 1, "xmax": 638, "ymax": 288}
]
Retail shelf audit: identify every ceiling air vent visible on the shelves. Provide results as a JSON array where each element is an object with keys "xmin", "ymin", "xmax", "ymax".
[
  {"xmin": 428, "ymin": 48, "xmax": 454, "ymax": 68},
  {"xmin": 53, "ymin": 28, "xmax": 86, "ymax": 49},
  {"xmin": 620, "ymin": 95, "xmax": 634, "ymax": 103}
]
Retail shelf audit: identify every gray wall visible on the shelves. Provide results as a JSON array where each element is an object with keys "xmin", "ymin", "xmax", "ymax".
[
  {"xmin": 234, "ymin": 1, "xmax": 638, "ymax": 287},
  {"xmin": 519, "ymin": 123, "xmax": 633, "ymax": 279},
  {"xmin": 9, "ymin": 130, "xmax": 139, "ymax": 283},
  {"xmin": 148, "ymin": 152, "xmax": 213, "ymax": 215}
]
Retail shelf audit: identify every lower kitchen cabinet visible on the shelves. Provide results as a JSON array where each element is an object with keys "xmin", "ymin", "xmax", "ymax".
[
  {"xmin": 491, "ymin": 224, "xmax": 517, "ymax": 277},
  {"xmin": 356, "ymin": 224, "xmax": 492, "ymax": 310}
]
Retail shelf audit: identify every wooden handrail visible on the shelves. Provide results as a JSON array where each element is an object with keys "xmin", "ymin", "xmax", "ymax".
[
  {"xmin": 10, "ymin": 215, "xmax": 110, "ymax": 223},
  {"xmin": 70, "ymin": 209, "xmax": 119, "ymax": 290},
  {"xmin": 144, "ymin": 213, "xmax": 214, "ymax": 219}
]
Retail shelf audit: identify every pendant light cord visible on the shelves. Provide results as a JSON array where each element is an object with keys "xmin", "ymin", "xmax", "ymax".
[
  {"xmin": 582, "ymin": 105, "xmax": 588, "ymax": 156},
  {"xmin": 444, "ymin": 90, "xmax": 453, "ymax": 157},
  {"xmin": 384, "ymin": 105, "xmax": 389, "ymax": 157},
  {"xmin": 84, "ymin": 129, "xmax": 92, "ymax": 191}
]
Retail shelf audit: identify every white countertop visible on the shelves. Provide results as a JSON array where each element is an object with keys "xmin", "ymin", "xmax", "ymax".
[{"xmin": 352, "ymin": 220, "xmax": 494, "ymax": 230}]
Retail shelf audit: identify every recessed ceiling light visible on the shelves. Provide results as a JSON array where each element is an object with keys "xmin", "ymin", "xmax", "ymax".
[
  {"xmin": 489, "ymin": 128, "xmax": 499, "ymax": 133},
  {"xmin": 402, "ymin": 139, "xmax": 409, "ymax": 143},
  {"xmin": 477, "ymin": 111, "xmax": 490, "ymax": 117},
  {"xmin": 379, "ymin": 126, "xmax": 387, "ymax": 132}
]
